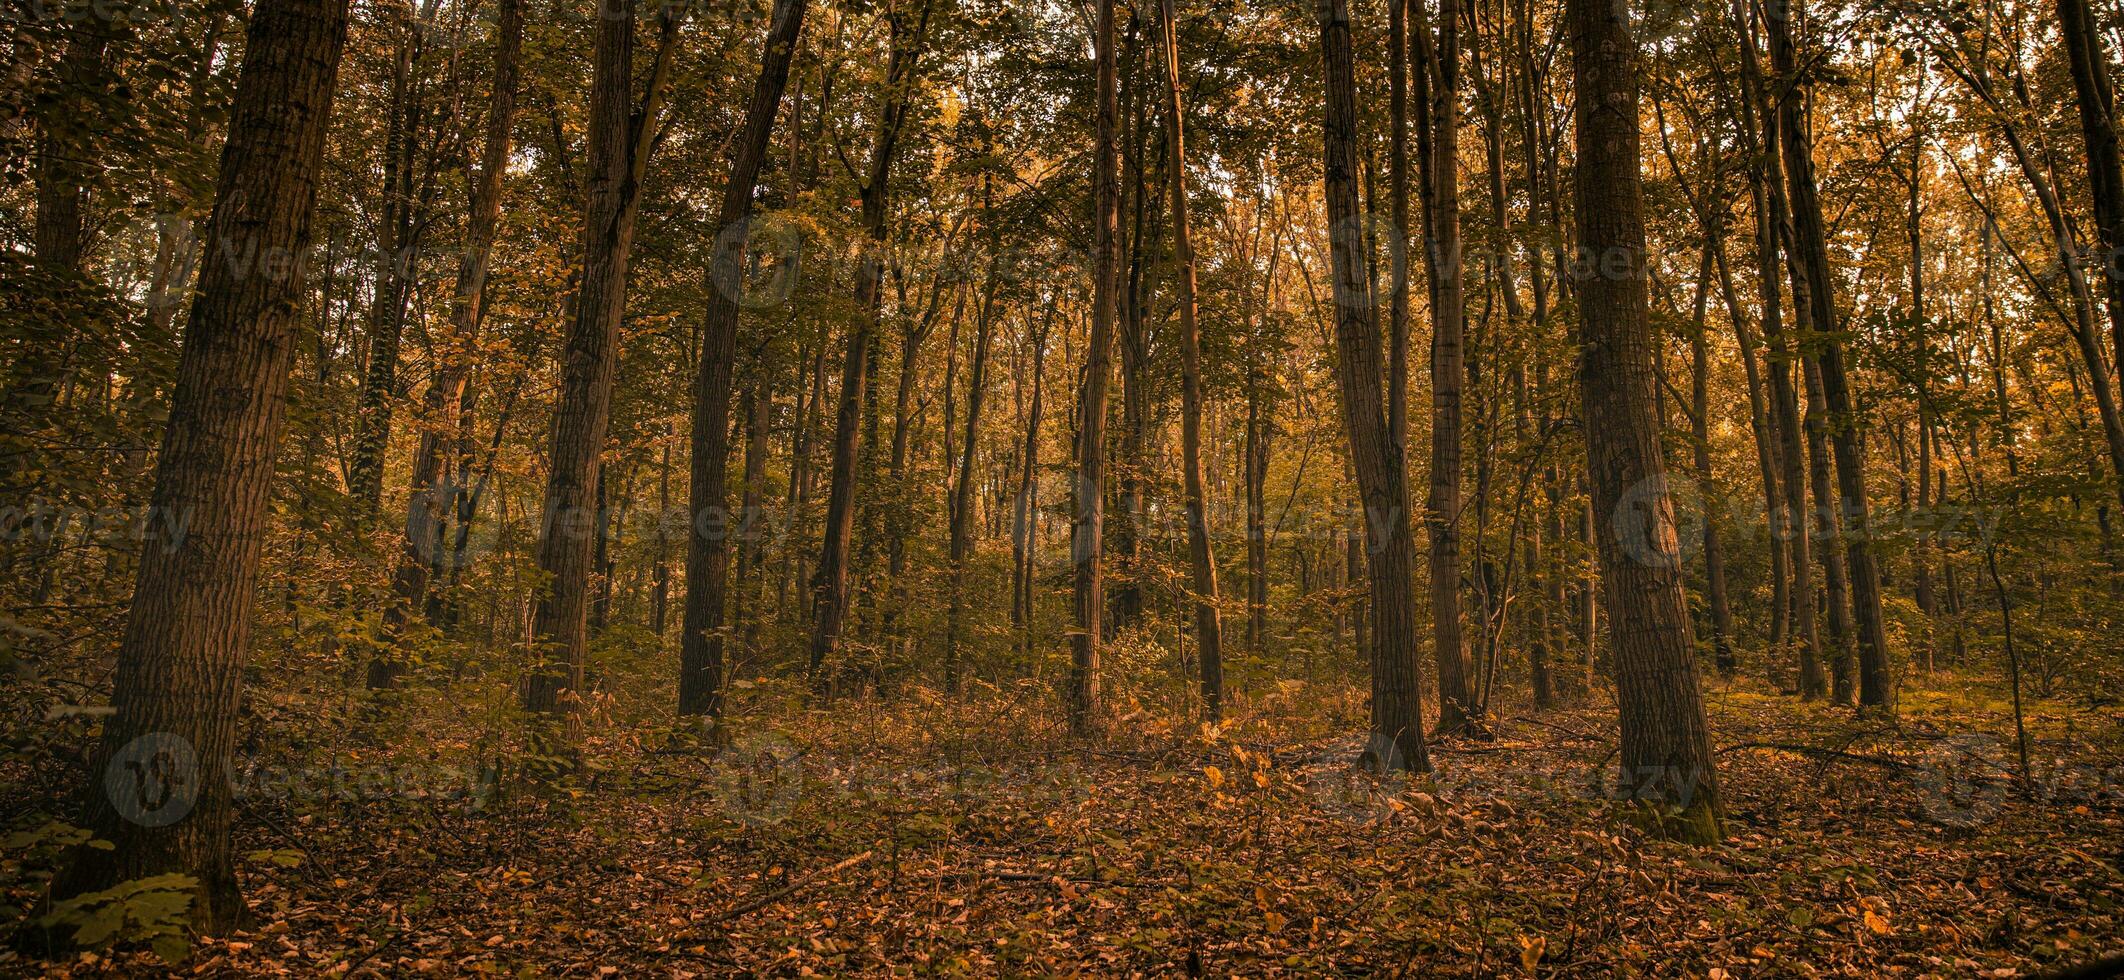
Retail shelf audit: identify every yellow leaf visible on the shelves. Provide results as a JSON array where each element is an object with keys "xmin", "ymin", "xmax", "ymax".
[
  {"xmin": 1864, "ymin": 909, "xmax": 1893, "ymax": 935},
  {"xmin": 1518, "ymin": 934, "xmax": 1545, "ymax": 969},
  {"xmin": 1204, "ymin": 766, "xmax": 1225, "ymax": 789}
]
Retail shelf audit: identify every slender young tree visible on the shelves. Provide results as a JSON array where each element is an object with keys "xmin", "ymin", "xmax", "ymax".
[
  {"xmin": 1069, "ymin": 0, "xmax": 1120, "ymax": 736},
  {"xmin": 682, "ymin": 0, "xmax": 812, "ymax": 717},
  {"xmin": 376, "ymin": 0, "xmax": 525, "ymax": 687},
  {"xmin": 1154, "ymin": 0, "xmax": 1224, "ymax": 720},
  {"xmin": 1767, "ymin": 0, "xmax": 1893, "ymax": 712},
  {"xmin": 1567, "ymin": 0, "xmax": 1721, "ymax": 840},
  {"xmin": 1425, "ymin": 0, "xmax": 1477, "ymax": 732},
  {"xmin": 811, "ymin": 0, "xmax": 933, "ymax": 684},
  {"xmin": 1319, "ymin": 0, "xmax": 1431, "ymax": 773},
  {"xmin": 54, "ymin": 0, "xmax": 353, "ymax": 928}
]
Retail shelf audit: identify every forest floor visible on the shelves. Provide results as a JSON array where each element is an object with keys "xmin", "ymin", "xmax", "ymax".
[{"xmin": 10, "ymin": 670, "xmax": 2124, "ymax": 977}]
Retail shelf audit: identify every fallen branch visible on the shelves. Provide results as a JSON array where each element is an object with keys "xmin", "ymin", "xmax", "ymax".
[
  {"xmin": 1715, "ymin": 742, "xmax": 1925, "ymax": 771},
  {"xmin": 705, "ymin": 850, "xmax": 874, "ymax": 924}
]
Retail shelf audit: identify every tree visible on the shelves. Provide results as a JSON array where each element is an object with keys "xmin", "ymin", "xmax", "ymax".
[
  {"xmin": 1319, "ymin": 0, "xmax": 1431, "ymax": 773},
  {"xmin": 1767, "ymin": 0, "xmax": 1894, "ymax": 712},
  {"xmin": 2058, "ymin": 0, "xmax": 2124, "ymax": 379},
  {"xmin": 376, "ymin": 0, "xmax": 525, "ymax": 687},
  {"xmin": 1154, "ymin": 0, "xmax": 1223, "ymax": 720},
  {"xmin": 680, "ymin": 0, "xmax": 813, "ymax": 718},
  {"xmin": 1566, "ymin": 0, "xmax": 1721, "ymax": 841},
  {"xmin": 810, "ymin": 0, "xmax": 934, "ymax": 685},
  {"xmin": 1423, "ymin": 0, "xmax": 1477, "ymax": 733},
  {"xmin": 53, "ymin": 0, "xmax": 353, "ymax": 929},
  {"xmin": 1069, "ymin": 0, "xmax": 1121, "ymax": 737},
  {"xmin": 523, "ymin": 0, "xmax": 681, "ymax": 726}
]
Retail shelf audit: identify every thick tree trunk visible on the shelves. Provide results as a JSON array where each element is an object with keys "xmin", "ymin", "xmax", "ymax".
[
  {"xmin": 1070, "ymin": 0, "xmax": 1120, "ymax": 736},
  {"xmin": 1319, "ymin": 0, "xmax": 1431, "ymax": 773},
  {"xmin": 55, "ymin": 0, "xmax": 350, "ymax": 930},
  {"xmin": 526, "ymin": 1, "xmax": 676, "ymax": 724},
  {"xmin": 681, "ymin": 0, "xmax": 810, "ymax": 716},
  {"xmin": 1567, "ymin": 0, "xmax": 1721, "ymax": 841}
]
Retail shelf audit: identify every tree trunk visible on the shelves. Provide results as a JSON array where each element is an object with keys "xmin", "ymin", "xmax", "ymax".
[
  {"xmin": 1318, "ymin": 0, "xmax": 1431, "ymax": 773},
  {"xmin": 1070, "ymin": 0, "xmax": 1120, "ymax": 736},
  {"xmin": 811, "ymin": 1, "xmax": 931, "ymax": 685},
  {"xmin": 1734, "ymin": 0, "xmax": 1822, "ymax": 697},
  {"xmin": 526, "ymin": 0, "xmax": 676, "ymax": 725},
  {"xmin": 1766, "ymin": 0, "xmax": 1893, "ymax": 713},
  {"xmin": 1689, "ymin": 245, "xmax": 1736, "ymax": 676},
  {"xmin": 946, "ymin": 241, "xmax": 1001, "ymax": 692},
  {"xmin": 681, "ymin": 0, "xmax": 810, "ymax": 716},
  {"xmin": 379, "ymin": 0, "xmax": 523, "ymax": 674},
  {"xmin": 1012, "ymin": 312, "xmax": 1049, "ymax": 659},
  {"xmin": 1154, "ymin": 0, "xmax": 1224, "ymax": 721},
  {"xmin": 1425, "ymin": 0, "xmax": 1476, "ymax": 732},
  {"xmin": 55, "ymin": 0, "xmax": 351, "ymax": 930},
  {"xmin": 1567, "ymin": 0, "xmax": 1722, "ymax": 841},
  {"xmin": 2059, "ymin": 0, "xmax": 2124, "ymax": 382}
]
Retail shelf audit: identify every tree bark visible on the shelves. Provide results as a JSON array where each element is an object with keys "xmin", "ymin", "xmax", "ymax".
[
  {"xmin": 1319, "ymin": 0, "xmax": 1431, "ymax": 773},
  {"xmin": 1567, "ymin": 0, "xmax": 1721, "ymax": 840},
  {"xmin": 681, "ymin": 0, "xmax": 810, "ymax": 716},
  {"xmin": 1766, "ymin": 0, "xmax": 1893, "ymax": 713},
  {"xmin": 1425, "ymin": 0, "xmax": 1477, "ymax": 733},
  {"xmin": 56, "ymin": 0, "xmax": 351, "ymax": 930},
  {"xmin": 526, "ymin": 0, "xmax": 677, "ymax": 724},
  {"xmin": 810, "ymin": 0, "xmax": 931, "ymax": 685},
  {"xmin": 1154, "ymin": 0, "xmax": 1224, "ymax": 721},
  {"xmin": 1070, "ymin": 0, "xmax": 1120, "ymax": 736}
]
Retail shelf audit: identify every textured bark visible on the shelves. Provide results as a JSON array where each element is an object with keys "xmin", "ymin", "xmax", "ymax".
[
  {"xmin": 1069, "ymin": 0, "xmax": 1119, "ymax": 736},
  {"xmin": 811, "ymin": 1, "xmax": 930, "ymax": 684},
  {"xmin": 55, "ymin": 0, "xmax": 350, "ymax": 929},
  {"xmin": 1154, "ymin": 0, "xmax": 1224, "ymax": 721},
  {"xmin": 527, "ymin": 0, "xmax": 677, "ymax": 722},
  {"xmin": 1734, "ymin": 0, "xmax": 1822, "ymax": 697},
  {"xmin": 1689, "ymin": 248, "xmax": 1735, "ymax": 676},
  {"xmin": 1567, "ymin": 0, "xmax": 1721, "ymax": 840},
  {"xmin": 680, "ymin": 0, "xmax": 810, "ymax": 716},
  {"xmin": 2059, "ymin": 0, "xmax": 2124, "ymax": 382},
  {"xmin": 1766, "ymin": 0, "xmax": 1893, "ymax": 712},
  {"xmin": 376, "ymin": 0, "xmax": 524, "ymax": 686},
  {"xmin": 1425, "ymin": 0, "xmax": 1476, "ymax": 732},
  {"xmin": 348, "ymin": 0, "xmax": 445, "ymax": 506},
  {"xmin": 1319, "ymin": 0, "xmax": 1431, "ymax": 773}
]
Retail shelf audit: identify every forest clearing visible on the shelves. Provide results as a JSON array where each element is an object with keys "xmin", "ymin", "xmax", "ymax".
[{"xmin": 5, "ymin": 0, "xmax": 2124, "ymax": 971}]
